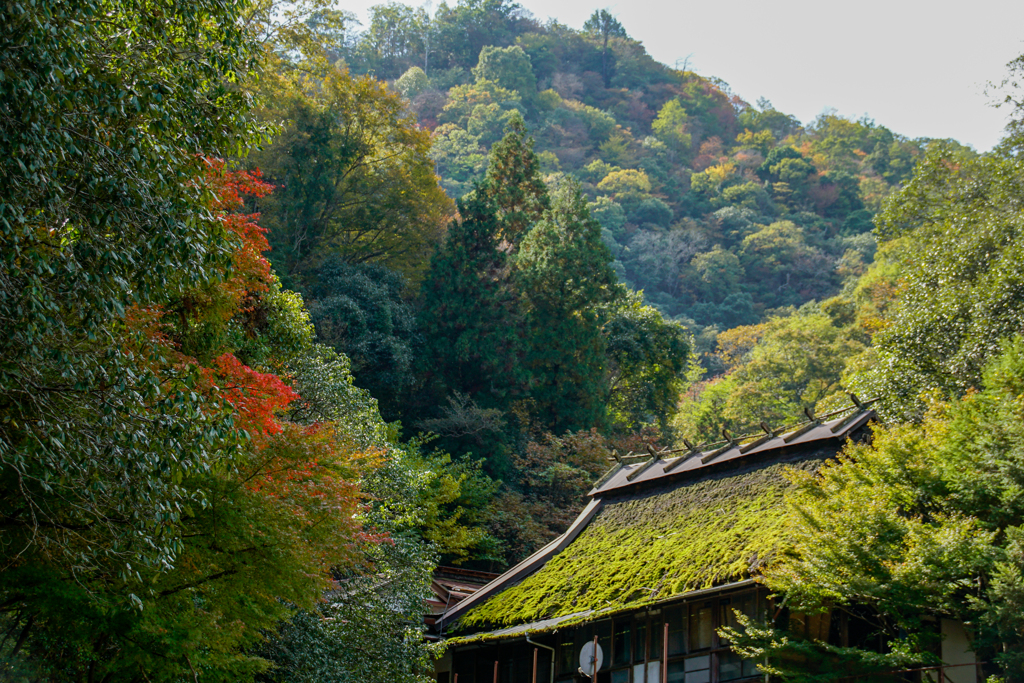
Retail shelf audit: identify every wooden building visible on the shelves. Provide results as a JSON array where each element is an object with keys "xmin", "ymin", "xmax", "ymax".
[{"xmin": 430, "ymin": 405, "xmax": 980, "ymax": 683}]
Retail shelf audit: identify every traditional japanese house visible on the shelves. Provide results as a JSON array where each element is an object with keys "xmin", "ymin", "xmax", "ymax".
[{"xmin": 431, "ymin": 403, "xmax": 981, "ymax": 683}]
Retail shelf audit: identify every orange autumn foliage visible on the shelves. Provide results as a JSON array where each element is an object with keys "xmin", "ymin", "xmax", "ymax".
[{"xmin": 208, "ymin": 352, "xmax": 298, "ymax": 435}]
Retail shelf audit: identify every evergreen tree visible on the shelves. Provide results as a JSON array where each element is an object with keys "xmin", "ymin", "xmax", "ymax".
[
  {"xmin": 583, "ymin": 9, "xmax": 627, "ymax": 87},
  {"xmin": 304, "ymin": 259, "xmax": 416, "ymax": 421},
  {"xmin": 480, "ymin": 112, "xmax": 551, "ymax": 245},
  {"xmin": 516, "ymin": 180, "xmax": 619, "ymax": 432},
  {"xmin": 417, "ymin": 194, "xmax": 526, "ymax": 411}
]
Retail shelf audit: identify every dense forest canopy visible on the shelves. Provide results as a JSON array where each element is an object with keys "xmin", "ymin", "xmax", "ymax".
[{"xmin": 4, "ymin": 0, "xmax": 1024, "ymax": 680}]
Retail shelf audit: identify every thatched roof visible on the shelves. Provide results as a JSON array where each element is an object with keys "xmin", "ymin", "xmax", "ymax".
[{"xmin": 440, "ymin": 409, "xmax": 875, "ymax": 638}]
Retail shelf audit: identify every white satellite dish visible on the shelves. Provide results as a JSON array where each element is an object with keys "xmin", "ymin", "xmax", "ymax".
[{"xmin": 579, "ymin": 641, "xmax": 604, "ymax": 677}]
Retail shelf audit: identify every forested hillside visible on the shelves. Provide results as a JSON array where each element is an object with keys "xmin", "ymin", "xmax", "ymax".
[
  {"xmin": 289, "ymin": 0, "xmax": 929, "ymax": 343},
  {"xmin": 5, "ymin": 0, "xmax": 1024, "ymax": 680},
  {"xmin": 245, "ymin": 0, "xmax": 960, "ymax": 574}
]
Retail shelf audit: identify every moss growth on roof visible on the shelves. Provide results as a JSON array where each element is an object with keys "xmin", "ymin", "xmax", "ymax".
[{"xmin": 460, "ymin": 458, "xmax": 820, "ymax": 629}]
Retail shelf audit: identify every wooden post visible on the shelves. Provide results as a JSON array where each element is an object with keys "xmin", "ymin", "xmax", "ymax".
[
  {"xmin": 662, "ymin": 621, "xmax": 669, "ymax": 683},
  {"xmin": 493, "ymin": 660, "xmax": 499, "ymax": 683},
  {"xmin": 532, "ymin": 648, "xmax": 538, "ymax": 683},
  {"xmin": 592, "ymin": 634, "xmax": 598, "ymax": 679}
]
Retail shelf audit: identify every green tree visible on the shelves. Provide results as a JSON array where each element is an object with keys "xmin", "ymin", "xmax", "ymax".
[
  {"xmin": 0, "ymin": 145, "xmax": 393, "ymax": 679},
  {"xmin": 304, "ymin": 259, "xmax": 417, "ymax": 420},
  {"xmin": 417, "ymin": 194, "xmax": 526, "ymax": 411},
  {"xmin": 738, "ymin": 221, "xmax": 839, "ymax": 309},
  {"xmin": 431, "ymin": 0, "xmax": 537, "ymax": 70},
  {"xmin": 395, "ymin": 65, "xmax": 430, "ymax": 98},
  {"xmin": 480, "ymin": 112, "xmax": 551, "ymax": 244},
  {"xmin": 437, "ymin": 77, "xmax": 523, "ymax": 128},
  {"xmin": 651, "ymin": 99, "xmax": 693, "ymax": 160},
  {"xmin": 0, "ymin": 0, "xmax": 263, "ymax": 594},
  {"xmin": 687, "ymin": 246, "xmax": 745, "ymax": 304},
  {"xmin": 848, "ymin": 141, "xmax": 1024, "ymax": 417},
  {"xmin": 730, "ymin": 338, "xmax": 1024, "ymax": 681},
  {"xmin": 583, "ymin": 9, "xmax": 627, "ymax": 86},
  {"xmin": 354, "ymin": 1, "xmax": 427, "ymax": 79},
  {"xmin": 673, "ymin": 312, "xmax": 864, "ymax": 443},
  {"xmin": 602, "ymin": 291, "xmax": 690, "ymax": 432},
  {"xmin": 429, "ymin": 123, "xmax": 489, "ymax": 197},
  {"xmin": 472, "ymin": 45, "xmax": 537, "ymax": 99},
  {"xmin": 251, "ymin": 67, "xmax": 453, "ymax": 286},
  {"xmin": 515, "ymin": 180, "xmax": 618, "ymax": 432}
]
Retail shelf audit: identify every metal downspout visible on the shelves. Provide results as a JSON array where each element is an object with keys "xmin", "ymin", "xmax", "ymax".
[{"xmin": 525, "ymin": 635, "xmax": 555, "ymax": 683}]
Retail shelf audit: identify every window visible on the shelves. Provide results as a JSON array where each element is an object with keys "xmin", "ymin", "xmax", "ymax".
[
  {"xmin": 667, "ymin": 607, "xmax": 686, "ymax": 656},
  {"xmin": 718, "ymin": 651, "xmax": 759, "ymax": 681},
  {"xmin": 649, "ymin": 610, "xmax": 663, "ymax": 660},
  {"xmin": 667, "ymin": 656, "xmax": 711, "ymax": 683},
  {"xmin": 682, "ymin": 654, "xmax": 711, "ymax": 683},
  {"xmin": 719, "ymin": 593, "xmax": 757, "ymax": 637},
  {"xmin": 596, "ymin": 621, "xmax": 612, "ymax": 670},
  {"xmin": 503, "ymin": 590, "xmax": 765, "ymax": 683},
  {"xmin": 556, "ymin": 634, "xmax": 575, "ymax": 676},
  {"xmin": 613, "ymin": 621, "xmax": 632, "ymax": 666},
  {"xmin": 688, "ymin": 603, "xmax": 713, "ymax": 651},
  {"xmin": 634, "ymin": 621, "xmax": 647, "ymax": 663}
]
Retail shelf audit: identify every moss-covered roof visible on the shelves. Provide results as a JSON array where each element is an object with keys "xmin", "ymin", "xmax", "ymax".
[{"xmin": 459, "ymin": 456, "xmax": 821, "ymax": 629}]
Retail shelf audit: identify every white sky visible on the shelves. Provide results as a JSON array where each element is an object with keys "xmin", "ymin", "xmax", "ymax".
[{"xmin": 338, "ymin": 0, "xmax": 1024, "ymax": 151}]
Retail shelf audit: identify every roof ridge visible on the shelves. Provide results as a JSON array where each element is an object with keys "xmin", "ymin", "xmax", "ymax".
[{"xmin": 589, "ymin": 404, "xmax": 878, "ymax": 496}]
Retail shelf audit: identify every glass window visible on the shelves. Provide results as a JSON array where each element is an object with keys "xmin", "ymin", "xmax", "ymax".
[
  {"xmin": 718, "ymin": 651, "xmax": 759, "ymax": 681},
  {"xmin": 646, "ymin": 661, "xmax": 661, "ymax": 683},
  {"xmin": 557, "ymin": 633, "xmax": 575, "ymax": 675},
  {"xmin": 668, "ymin": 658, "xmax": 711, "ymax": 683},
  {"xmin": 634, "ymin": 621, "xmax": 647, "ymax": 663},
  {"xmin": 611, "ymin": 669, "xmax": 630, "ymax": 683},
  {"xmin": 684, "ymin": 655, "xmax": 711, "ymax": 683},
  {"xmin": 667, "ymin": 606, "xmax": 686, "ymax": 655},
  {"xmin": 633, "ymin": 663, "xmax": 646, "ymax": 683},
  {"xmin": 720, "ymin": 593, "xmax": 757, "ymax": 634},
  {"xmin": 613, "ymin": 621, "xmax": 632, "ymax": 666},
  {"xmin": 596, "ymin": 621, "xmax": 612, "ymax": 670},
  {"xmin": 688, "ymin": 604, "xmax": 713, "ymax": 651},
  {"xmin": 649, "ymin": 610, "xmax": 663, "ymax": 659}
]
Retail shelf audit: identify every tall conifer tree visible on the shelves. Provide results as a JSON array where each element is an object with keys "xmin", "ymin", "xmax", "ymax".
[
  {"xmin": 480, "ymin": 112, "xmax": 550, "ymax": 246},
  {"xmin": 516, "ymin": 180, "xmax": 619, "ymax": 432},
  {"xmin": 417, "ymin": 194, "xmax": 526, "ymax": 409}
]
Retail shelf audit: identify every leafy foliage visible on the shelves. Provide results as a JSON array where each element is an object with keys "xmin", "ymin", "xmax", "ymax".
[
  {"xmin": 304, "ymin": 259, "xmax": 417, "ymax": 419},
  {"xmin": 733, "ymin": 339, "xmax": 1024, "ymax": 680},
  {"xmin": 250, "ymin": 66, "xmax": 454, "ymax": 286},
  {"xmin": 0, "ymin": 0, "xmax": 264, "ymax": 589},
  {"xmin": 848, "ymin": 142, "xmax": 1024, "ymax": 417},
  {"xmin": 516, "ymin": 179, "xmax": 618, "ymax": 432}
]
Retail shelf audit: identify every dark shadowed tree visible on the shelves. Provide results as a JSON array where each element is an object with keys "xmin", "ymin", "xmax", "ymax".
[{"xmin": 515, "ymin": 179, "xmax": 618, "ymax": 432}]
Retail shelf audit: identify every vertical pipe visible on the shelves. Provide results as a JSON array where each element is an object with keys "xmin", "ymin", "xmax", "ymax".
[
  {"xmin": 454, "ymin": 675, "xmax": 458, "ymax": 683},
  {"xmin": 493, "ymin": 660, "xmax": 499, "ymax": 683},
  {"xmin": 526, "ymin": 636, "xmax": 555, "ymax": 683},
  {"xmin": 662, "ymin": 621, "xmax": 669, "ymax": 683},
  {"xmin": 593, "ymin": 634, "xmax": 599, "ymax": 679},
  {"xmin": 532, "ymin": 648, "xmax": 538, "ymax": 683}
]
